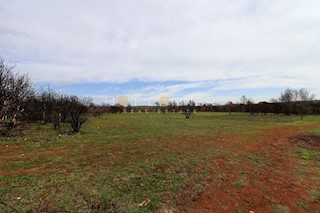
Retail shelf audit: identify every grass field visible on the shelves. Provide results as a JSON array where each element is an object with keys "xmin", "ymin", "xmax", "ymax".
[{"xmin": 0, "ymin": 112, "xmax": 320, "ymax": 212}]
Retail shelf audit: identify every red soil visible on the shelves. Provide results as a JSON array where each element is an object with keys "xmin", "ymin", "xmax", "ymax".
[
  {"xmin": 1, "ymin": 123, "xmax": 319, "ymax": 212},
  {"xmin": 181, "ymin": 124, "xmax": 320, "ymax": 212},
  {"xmin": 0, "ymin": 144, "xmax": 23, "ymax": 151},
  {"xmin": 0, "ymin": 148, "xmax": 70, "ymax": 175},
  {"xmin": 0, "ymin": 166, "xmax": 52, "ymax": 176}
]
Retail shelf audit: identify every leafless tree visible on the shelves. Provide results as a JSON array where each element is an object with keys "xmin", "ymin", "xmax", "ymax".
[
  {"xmin": 0, "ymin": 57, "xmax": 33, "ymax": 135},
  {"xmin": 239, "ymin": 95, "xmax": 247, "ymax": 113},
  {"xmin": 279, "ymin": 88, "xmax": 295, "ymax": 115},
  {"xmin": 279, "ymin": 87, "xmax": 315, "ymax": 118},
  {"xmin": 67, "ymin": 96, "xmax": 89, "ymax": 133},
  {"xmin": 296, "ymin": 88, "xmax": 315, "ymax": 120}
]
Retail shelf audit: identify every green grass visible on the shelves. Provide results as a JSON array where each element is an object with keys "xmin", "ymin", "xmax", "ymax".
[
  {"xmin": 247, "ymin": 154, "xmax": 264, "ymax": 164},
  {"xmin": 309, "ymin": 188, "xmax": 320, "ymax": 202},
  {"xmin": 295, "ymin": 148, "xmax": 320, "ymax": 161},
  {"xmin": 301, "ymin": 115, "xmax": 320, "ymax": 123},
  {"xmin": 0, "ymin": 112, "xmax": 319, "ymax": 212},
  {"xmin": 307, "ymin": 126, "xmax": 320, "ymax": 135},
  {"xmin": 232, "ymin": 179, "xmax": 249, "ymax": 188},
  {"xmin": 273, "ymin": 204, "xmax": 290, "ymax": 213},
  {"xmin": 296, "ymin": 200, "xmax": 309, "ymax": 211}
]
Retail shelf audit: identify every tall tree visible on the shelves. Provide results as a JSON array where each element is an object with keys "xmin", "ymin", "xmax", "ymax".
[
  {"xmin": 240, "ymin": 95, "xmax": 249, "ymax": 114},
  {"xmin": 279, "ymin": 88, "xmax": 295, "ymax": 115},
  {"xmin": 297, "ymin": 88, "xmax": 315, "ymax": 120}
]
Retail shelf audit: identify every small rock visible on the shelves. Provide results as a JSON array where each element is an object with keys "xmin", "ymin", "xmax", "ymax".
[{"xmin": 138, "ymin": 199, "xmax": 151, "ymax": 207}]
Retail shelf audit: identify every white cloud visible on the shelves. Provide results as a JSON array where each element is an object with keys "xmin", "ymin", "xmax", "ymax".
[{"xmin": 1, "ymin": 0, "xmax": 320, "ymax": 93}]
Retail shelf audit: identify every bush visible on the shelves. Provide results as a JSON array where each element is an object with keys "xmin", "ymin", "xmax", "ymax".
[{"xmin": 67, "ymin": 96, "xmax": 89, "ymax": 133}]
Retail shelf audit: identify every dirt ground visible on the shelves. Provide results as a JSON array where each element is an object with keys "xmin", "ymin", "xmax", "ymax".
[
  {"xmin": 180, "ymin": 124, "xmax": 320, "ymax": 213},
  {"xmin": 1, "ymin": 121, "xmax": 319, "ymax": 212}
]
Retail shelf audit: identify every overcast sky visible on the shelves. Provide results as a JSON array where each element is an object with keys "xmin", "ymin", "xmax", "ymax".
[{"xmin": 1, "ymin": 0, "xmax": 319, "ymax": 104}]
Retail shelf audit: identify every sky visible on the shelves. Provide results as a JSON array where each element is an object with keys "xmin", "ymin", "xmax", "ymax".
[{"xmin": 1, "ymin": 0, "xmax": 320, "ymax": 105}]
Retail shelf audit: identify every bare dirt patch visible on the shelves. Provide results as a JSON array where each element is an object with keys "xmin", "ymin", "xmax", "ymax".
[
  {"xmin": 0, "ymin": 166, "xmax": 52, "ymax": 176},
  {"xmin": 289, "ymin": 134, "xmax": 320, "ymax": 151},
  {"xmin": 0, "ymin": 144, "xmax": 23, "ymax": 151},
  {"xmin": 0, "ymin": 148, "xmax": 70, "ymax": 160},
  {"xmin": 180, "ymin": 124, "xmax": 320, "ymax": 212},
  {"xmin": 0, "ymin": 148, "xmax": 71, "ymax": 175}
]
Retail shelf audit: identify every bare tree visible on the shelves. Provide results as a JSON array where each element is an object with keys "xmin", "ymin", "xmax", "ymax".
[
  {"xmin": 240, "ymin": 95, "xmax": 247, "ymax": 113},
  {"xmin": 246, "ymin": 98, "xmax": 255, "ymax": 115},
  {"xmin": 67, "ymin": 96, "xmax": 89, "ymax": 133},
  {"xmin": 279, "ymin": 87, "xmax": 315, "ymax": 118},
  {"xmin": 296, "ymin": 88, "xmax": 315, "ymax": 120},
  {"xmin": 269, "ymin": 98, "xmax": 278, "ymax": 103},
  {"xmin": 279, "ymin": 88, "xmax": 295, "ymax": 115},
  {"xmin": 0, "ymin": 57, "xmax": 33, "ymax": 135}
]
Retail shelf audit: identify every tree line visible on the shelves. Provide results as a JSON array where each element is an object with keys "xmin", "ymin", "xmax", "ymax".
[
  {"xmin": 212, "ymin": 88, "xmax": 317, "ymax": 120},
  {"xmin": 0, "ymin": 57, "xmax": 90, "ymax": 136},
  {"xmin": 92, "ymin": 90, "xmax": 318, "ymax": 120}
]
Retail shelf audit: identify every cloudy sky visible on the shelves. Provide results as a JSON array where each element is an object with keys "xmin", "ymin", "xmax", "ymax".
[{"xmin": 1, "ymin": 0, "xmax": 319, "ymax": 105}]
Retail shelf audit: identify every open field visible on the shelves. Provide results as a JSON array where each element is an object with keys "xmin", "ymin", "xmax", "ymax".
[{"xmin": 0, "ymin": 112, "xmax": 320, "ymax": 212}]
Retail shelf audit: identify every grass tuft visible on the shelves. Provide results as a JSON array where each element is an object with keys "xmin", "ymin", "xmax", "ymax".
[{"xmin": 273, "ymin": 204, "xmax": 290, "ymax": 213}]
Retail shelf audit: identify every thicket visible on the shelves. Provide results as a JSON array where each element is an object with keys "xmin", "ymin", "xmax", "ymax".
[{"xmin": 0, "ymin": 57, "xmax": 90, "ymax": 136}]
